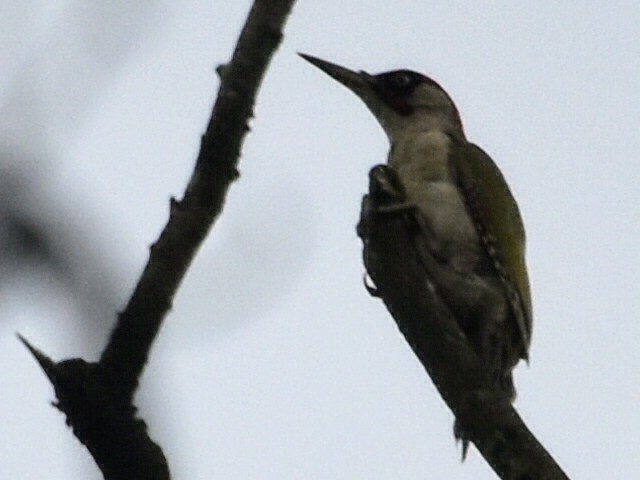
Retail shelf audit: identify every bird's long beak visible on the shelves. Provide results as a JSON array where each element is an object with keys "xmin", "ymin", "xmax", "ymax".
[{"xmin": 299, "ymin": 53, "xmax": 374, "ymax": 97}]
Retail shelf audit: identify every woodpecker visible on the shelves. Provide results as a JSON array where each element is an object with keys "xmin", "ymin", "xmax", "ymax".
[{"xmin": 300, "ymin": 54, "xmax": 532, "ymax": 455}]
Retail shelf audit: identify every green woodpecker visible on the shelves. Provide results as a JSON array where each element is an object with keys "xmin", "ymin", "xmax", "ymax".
[{"xmin": 300, "ymin": 54, "xmax": 532, "ymax": 454}]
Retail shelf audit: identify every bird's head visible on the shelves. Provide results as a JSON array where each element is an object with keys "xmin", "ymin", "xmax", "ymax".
[{"xmin": 300, "ymin": 53, "xmax": 464, "ymax": 142}]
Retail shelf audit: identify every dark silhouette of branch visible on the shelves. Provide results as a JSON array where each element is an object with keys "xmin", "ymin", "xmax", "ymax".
[
  {"xmin": 101, "ymin": 0, "xmax": 296, "ymax": 398},
  {"xmin": 358, "ymin": 165, "xmax": 570, "ymax": 480},
  {"xmin": 20, "ymin": 1, "xmax": 297, "ymax": 479}
]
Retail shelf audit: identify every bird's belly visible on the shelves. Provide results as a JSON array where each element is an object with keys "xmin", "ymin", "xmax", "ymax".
[
  {"xmin": 390, "ymin": 130, "xmax": 483, "ymax": 273},
  {"xmin": 405, "ymin": 179, "xmax": 482, "ymax": 273}
]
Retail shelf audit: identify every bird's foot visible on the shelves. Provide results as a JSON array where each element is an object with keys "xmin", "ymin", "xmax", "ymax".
[{"xmin": 375, "ymin": 201, "xmax": 416, "ymax": 215}]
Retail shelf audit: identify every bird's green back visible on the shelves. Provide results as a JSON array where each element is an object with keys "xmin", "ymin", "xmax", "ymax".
[{"xmin": 448, "ymin": 137, "xmax": 532, "ymax": 358}]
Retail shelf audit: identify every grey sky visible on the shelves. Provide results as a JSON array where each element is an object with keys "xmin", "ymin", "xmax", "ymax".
[{"xmin": 3, "ymin": 1, "xmax": 639, "ymax": 478}]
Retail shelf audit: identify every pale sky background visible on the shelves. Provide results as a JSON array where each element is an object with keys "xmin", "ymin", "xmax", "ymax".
[{"xmin": 2, "ymin": 1, "xmax": 639, "ymax": 479}]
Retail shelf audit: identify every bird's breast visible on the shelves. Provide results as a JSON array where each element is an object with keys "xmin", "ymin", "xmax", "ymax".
[{"xmin": 389, "ymin": 130, "xmax": 482, "ymax": 272}]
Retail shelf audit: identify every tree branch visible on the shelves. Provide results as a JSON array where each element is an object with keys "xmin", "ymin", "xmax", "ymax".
[
  {"xmin": 358, "ymin": 165, "xmax": 570, "ymax": 480},
  {"xmin": 21, "ymin": 2, "xmax": 297, "ymax": 479},
  {"xmin": 101, "ymin": 0, "xmax": 296, "ymax": 398}
]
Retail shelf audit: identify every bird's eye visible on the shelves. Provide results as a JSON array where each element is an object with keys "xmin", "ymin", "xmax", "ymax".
[
  {"xmin": 374, "ymin": 70, "xmax": 424, "ymax": 101},
  {"xmin": 393, "ymin": 73, "xmax": 413, "ymax": 89}
]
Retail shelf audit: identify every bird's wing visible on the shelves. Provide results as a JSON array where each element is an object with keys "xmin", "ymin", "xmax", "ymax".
[{"xmin": 449, "ymin": 137, "xmax": 532, "ymax": 359}]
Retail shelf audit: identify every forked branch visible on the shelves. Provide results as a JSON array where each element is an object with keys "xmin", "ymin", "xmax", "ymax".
[{"xmin": 20, "ymin": 2, "xmax": 297, "ymax": 479}]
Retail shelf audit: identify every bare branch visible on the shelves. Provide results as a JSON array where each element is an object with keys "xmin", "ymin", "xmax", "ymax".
[
  {"xmin": 22, "ymin": 2, "xmax": 298, "ymax": 478},
  {"xmin": 101, "ymin": 0, "xmax": 297, "ymax": 396}
]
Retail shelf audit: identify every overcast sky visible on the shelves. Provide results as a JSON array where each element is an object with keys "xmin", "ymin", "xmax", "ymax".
[{"xmin": 2, "ymin": 1, "xmax": 639, "ymax": 479}]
